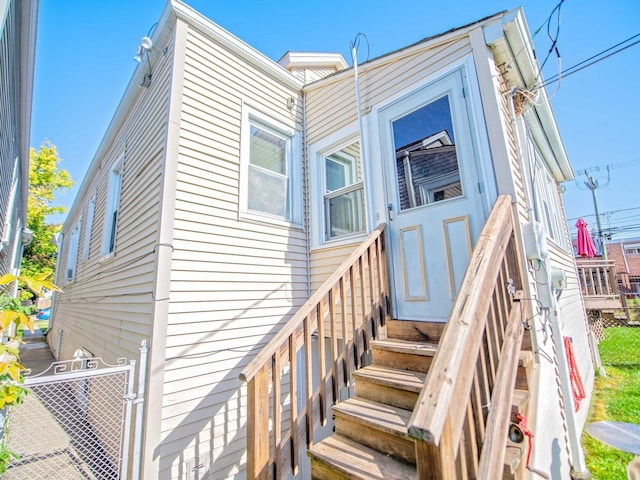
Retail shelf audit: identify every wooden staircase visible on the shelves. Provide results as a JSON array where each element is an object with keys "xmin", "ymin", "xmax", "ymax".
[
  {"xmin": 240, "ymin": 195, "xmax": 529, "ymax": 480},
  {"xmin": 309, "ymin": 336, "xmax": 531, "ymax": 479}
]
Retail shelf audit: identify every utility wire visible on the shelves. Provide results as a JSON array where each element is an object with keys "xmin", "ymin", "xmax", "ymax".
[
  {"xmin": 533, "ymin": 0, "xmax": 565, "ymax": 80},
  {"xmin": 576, "ymin": 158, "xmax": 640, "ymax": 177},
  {"xmin": 567, "ymin": 206, "xmax": 640, "ymax": 223},
  {"xmin": 544, "ymin": 32, "xmax": 640, "ymax": 84},
  {"xmin": 539, "ymin": 34, "xmax": 640, "ymax": 88}
]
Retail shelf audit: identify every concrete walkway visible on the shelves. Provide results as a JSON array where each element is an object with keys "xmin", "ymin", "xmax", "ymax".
[
  {"xmin": 5, "ymin": 328, "xmax": 98, "ymax": 479},
  {"xmin": 20, "ymin": 328, "xmax": 56, "ymax": 375}
]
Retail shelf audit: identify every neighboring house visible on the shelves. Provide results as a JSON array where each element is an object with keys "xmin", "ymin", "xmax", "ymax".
[
  {"xmin": 607, "ymin": 237, "xmax": 640, "ymax": 295},
  {"xmin": 0, "ymin": 0, "xmax": 38, "ymax": 278},
  {"xmin": 52, "ymin": 2, "xmax": 594, "ymax": 479}
]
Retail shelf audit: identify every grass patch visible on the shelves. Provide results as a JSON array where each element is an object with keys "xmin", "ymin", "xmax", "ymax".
[
  {"xmin": 598, "ymin": 327, "xmax": 640, "ymax": 366},
  {"xmin": 583, "ymin": 329, "xmax": 640, "ymax": 478}
]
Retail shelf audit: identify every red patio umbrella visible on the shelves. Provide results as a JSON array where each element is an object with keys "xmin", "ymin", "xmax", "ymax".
[{"xmin": 575, "ymin": 218, "xmax": 598, "ymax": 257}]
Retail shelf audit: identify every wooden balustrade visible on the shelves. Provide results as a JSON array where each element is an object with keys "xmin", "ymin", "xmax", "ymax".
[
  {"xmin": 407, "ymin": 195, "xmax": 525, "ymax": 479},
  {"xmin": 576, "ymin": 259, "xmax": 626, "ymax": 311},
  {"xmin": 576, "ymin": 259, "xmax": 618, "ymax": 296},
  {"xmin": 240, "ymin": 224, "xmax": 390, "ymax": 479}
]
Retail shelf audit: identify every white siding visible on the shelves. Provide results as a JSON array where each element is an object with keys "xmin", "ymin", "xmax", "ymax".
[
  {"xmin": 157, "ymin": 25, "xmax": 307, "ymax": 479},
  {"xmin": 0, "ymin": 0, "xmax": 29, "ymax": 276},
  {"xmin": 306, "ymin": 36, "xmax": 473, "ymax": 284},
  {"xmin": 52, "ymin": 33, "xmax": 174, "ymax": 364}
]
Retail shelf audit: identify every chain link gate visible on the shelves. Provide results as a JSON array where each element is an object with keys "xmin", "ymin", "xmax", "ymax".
[{"xmin": 3, "ymin": 342, "xmax": 147, "ymax": 480}]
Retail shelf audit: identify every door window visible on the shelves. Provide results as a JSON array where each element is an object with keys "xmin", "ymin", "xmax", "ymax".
[{"xmin": 392, "ymin": 95, "xmax": 462, "ymax": 211}]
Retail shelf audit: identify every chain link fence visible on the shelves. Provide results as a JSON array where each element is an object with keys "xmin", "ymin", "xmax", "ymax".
[{"xmin": 3, "ymin": 357, "xmax": 135, "ymax": 480}]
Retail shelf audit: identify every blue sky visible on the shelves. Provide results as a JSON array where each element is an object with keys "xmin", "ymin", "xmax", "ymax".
[{"xmin": 31, "ymin": 0, "xmax": 640, "ymax": 238}]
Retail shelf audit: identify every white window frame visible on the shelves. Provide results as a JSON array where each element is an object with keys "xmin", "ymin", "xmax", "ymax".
[
  {"xmin": 1, "ymin": 157, "xmax": 19, "ymax": 249},
  {"xmin": 66, "ymin": 221, "xmax": 81, "ymax": 281},
  {"xmin": 101, "ymin": 155, "xmax": 123, "ymax": 258},
  {"xmin": 239, "ymin": 105, "xmax": 301, "ymax": 228},
  {"xmin": 533, "ymin": 153, "xmax": 566, "ymax": 249},
  {"xmin": 323, "ymin": 147, "xmax": 365, "ymax": 241},
  {"xmin": 308, "ymin": 123, "xmax": 368, "ymax": 249},
  {"xmin": 83, "ymin": 198, "xmax": 95, "ymax": 260}
]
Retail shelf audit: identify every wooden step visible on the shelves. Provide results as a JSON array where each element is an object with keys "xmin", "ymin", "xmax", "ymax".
[
  {"xmin": 506, "ymin": 389, "xmax": 530, "ymax": 480},
  {"xmin": 511, "ymin": 389, "xmax": 529, "ymax": 422},
  {"xmin": 516, "ymin": 351, "xmax": 534, "ymax": 390},
  {"xmin": 353, "ymin": 365, "xmax": 425, "ymax": 410},
  {"xmin": 370, "ymin": 339, "xmax": 437, "ymax": 373},
  {"xmin": 333, "ymin": 397, "xmax": 415, "ymax": 464},
  {"xmin": 309, "ymin": 434, "xmax": 417, "ymax": 480},
  {"xmin": 503, "ymin": 444, "xmax": 525, "ymax": 480}
]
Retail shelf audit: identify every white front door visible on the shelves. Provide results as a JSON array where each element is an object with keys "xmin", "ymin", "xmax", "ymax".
[{"xmin": 380, "ymin": 69, "xmax": 487, "ymax": 321}]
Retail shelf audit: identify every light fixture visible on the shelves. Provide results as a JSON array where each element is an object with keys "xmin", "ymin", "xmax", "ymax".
[
  {"xmin": 21, "ymin": 227, "xmax": 33, "ymax": 245},
  {"xmin": 141, "ymin": 36, "xmax": 153, "ymax": 50},
  {"xmin": 133, "ymin": 46, "xmax": 144, "ymax": 63},
  {"xmin": 132, "ymin": 33, "xmax": 168, "ymax": 88}
]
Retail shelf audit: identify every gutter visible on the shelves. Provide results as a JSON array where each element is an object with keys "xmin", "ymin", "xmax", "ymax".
[
  {"xmin": 485, "ymin": 8, "xmax": 573, "ymax": 183},
  {"xmin": 66, "ymin": 0, "xmax": 304, "ymax": 226}
]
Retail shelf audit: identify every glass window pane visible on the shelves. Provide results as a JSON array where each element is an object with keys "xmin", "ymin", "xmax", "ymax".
[
  {"xmin": 326, "ymin": 158, "xmax": 347, "ymax": 191},
  {"xmin": 248, "ymin": 165, "xmax": 288, "ymax": 218},
  {"xmin": 323, "ymin": 140, "xmax": 365, "ymax": 240},
  {"xmin": 250, "ymin": 125, "xmax": 286, "ymax": 175},
  {"xmin": 247, "ymin": 122, "xmax": 291, "ymax": 219},
  {"xmin": 392, "ymin": 95, "xmax": 462, "ymax": 210},
  {"xmin": 327, "ymin": 187, "xmax": 365, "ymax": 238}
]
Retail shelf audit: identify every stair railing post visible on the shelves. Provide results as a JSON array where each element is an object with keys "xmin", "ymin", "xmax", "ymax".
[{"xmin": 247, "ymin": 362, "xmax": 271, "ymax": 480}]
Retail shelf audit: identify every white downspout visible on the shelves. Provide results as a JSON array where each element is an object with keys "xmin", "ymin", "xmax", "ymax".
[
  {"xmin": 132, "ymin": 340, "xmax": 149, "ymax": 480},
  {"xmin": 351, "ymin": 42, "xmax": 373, "ymax": 229}
]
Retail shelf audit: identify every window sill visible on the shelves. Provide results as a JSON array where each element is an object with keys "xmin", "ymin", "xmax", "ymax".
[
  {"xmin": 311, "ymin": 232, "xmax": 368, "ymax": 252},
  {"xmin": 99, "ymin": 252, "xmax": 116, "ymax": 265},
  {"xmin": 239, "ymin": 211, "xmax": 304, "ymax": 231}
]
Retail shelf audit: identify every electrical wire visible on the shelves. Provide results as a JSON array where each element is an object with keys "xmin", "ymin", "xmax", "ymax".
[
  {"xmin": 349, "ymin": 33, "xmax": 370, "ymax": 65},
  {"xmin": 539, "ymin": 36, "xmax": 640, "ymax": 89},
  {"xmin": 533, "ymin": 0, "xmax": 564, "ymax": 84},
  {"xmin": 544, "ymin": 32, "xmax": 640, "ymax": 84}
]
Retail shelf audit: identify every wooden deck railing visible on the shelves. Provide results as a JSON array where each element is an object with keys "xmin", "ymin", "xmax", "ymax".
[
  {"xmin": 576, "ymin": 258, "xmax": 627, "ymax": 312},
  {"xmin": 239, "ymin": 224, "xmax": 390, "ymax": 479},
  {"xmin": 407, "ymin": 195, "xmax": 525, "ymax": 479},
  {"xmin": 576, "ymin": 259, "xmax": 618, "ymax": 297}
]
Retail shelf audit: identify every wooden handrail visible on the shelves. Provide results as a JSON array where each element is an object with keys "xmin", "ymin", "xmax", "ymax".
[
  {"xmin": 575, "ymin": 259, "xmax": 619, "ymax": 297},
  {"xmin": 408, "ymin": 195, "xmax": 525, "ymax": 478},
  {"xmin": 240, "ymin": 224, "xmax": 390, "ymax": 479}
]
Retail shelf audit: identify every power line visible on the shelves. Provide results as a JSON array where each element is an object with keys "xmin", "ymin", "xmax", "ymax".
[
  {"xmin": 540, "ymin": 33, "xmax": 640, "ymax": 88},
  {"xmin": 568, "ymin": 206, "xmax": 640, "ymax": 223},
  {"xmin": 576, "ymin": 158, "xmax": 640, "ymax": 178}
]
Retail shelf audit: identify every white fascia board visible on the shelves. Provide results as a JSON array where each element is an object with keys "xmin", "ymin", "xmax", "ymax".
[
  {"xmin": 486, "ymin": 8, "xmax": 573, "ymax": 182},
  {"xmin": 171, "ymin": 0, "xmax": 303, "ymax": 91},
  {"xmin": 63, "ymin": 1, "xmax": 177, "ymax": 229},
  {"xmin": 66, "ymin": 0, "xmax": 304, "ymax": 229},
  {"xmin": 12, "ymin": 0, "xmax": 40, "ymax": 224},
  {"xmin": 304, "ymin": 12, "xmax": 506, "ymax": 93},
  {"xmin": 18, "ymin": 0, "xmax": 39, "ymax": 222},
  {"xmin": 278, "ymin": 51, "xmax": 348, "ymax": 71}
]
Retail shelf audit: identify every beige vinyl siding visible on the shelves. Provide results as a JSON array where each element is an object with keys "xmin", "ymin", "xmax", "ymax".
[
  {"xmin": 158, "ymin": 25, "xmax": 306, "ymax": 479},
  {"xmin": 52, "ymin": 37, "xmax": 174, "ymax": 364},
  {"xmin": 310, "ymin": 242, "xmax": 362, "ymax": 292},
  {"xmin": 306, "ymin": 39, "xmax": 472, "ymax": 146},
  {"xmin": 0, "ymin": 0, "xmax": 22, "ymax": 275},
  {"xmin": 304, "ymin": 37, "xmax": 473, "ymax": 285},
  {"xmin": 496, "ymin": 65, "xmax": 528, "ymax": 219},
  {"xmin": 288, "ymin": 66, "xmax": 342, "ymax": 83}
]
